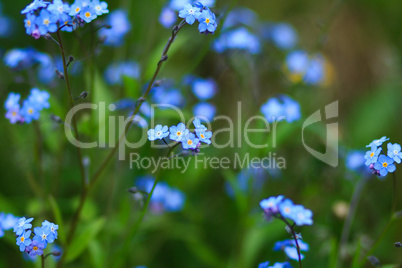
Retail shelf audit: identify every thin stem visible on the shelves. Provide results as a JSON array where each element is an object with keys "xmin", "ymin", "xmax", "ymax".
[
  {"xmin": 281, "ymin": 216, "xmax": 302, "ymax": 268},
  {"xmin": 41, "ymin": 254, "xmax": 45, "ymax": 268},
  {"xmin": 392, "ymin": 172, "xmax": 397, "ymax": 214},
  {"xmin": 162, "ymin": 138, "xmax": 171, "ymax": 148},
  {"xmin": 56, "ymin": 30, "xmax": 86, "ymax": 188}
]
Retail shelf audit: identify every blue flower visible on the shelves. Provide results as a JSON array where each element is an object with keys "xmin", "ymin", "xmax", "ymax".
[
  {"xmin": 260, "ymin": 195, "xmax": 284, "ymax": 214},
  {"xmin": 20, "ymin": 99, "xmax": 41, "ymax": 123},
  {"xmin": 147, "ymin": 125, "xmax": 169, "ymax": 141},
  {"xmin": 5, "ymin": 107, "xmax": 22, "ymax": 124},
  {"xmin": 13, "ymin": 217, "xmax": 34, "ymax": 236},
  {"xmin": 261, "ymin": 98, "xmax": 285, "ymax": 123},
  {"xmin": 282, "ymin": 95, "xmax": 301, "ymax": 122},
  {"xmin": 270, "ymin": 23, "xmax": 297, "ymax": 50},
  {"xmin": 286, "ymin": 50, "xmax": 309, "ymax": 74},
  {"xmin": 33, "ymin": 226, "xmax": 54, "ymax": 246},
  {"xmin": 374, "ymin": 155, "xmax": 396, "ymax": 176},
  {"xmin": 179, "ymin": 4, "xmax": 200, "ymax": 25},
  {"xmin": 21, "ymin": 0, "xmax": 48, "ymax": 14},
  {"xmin": 278, "ymin": 199, "xmax": 296, "ymax": 220},
  {"xmin": 25, "ymin": 14, "xmax": 37, "ymax": 35},
  {"xmin": 192, "ymin": 78, "xmax": 217, "ymax": 100},
  {"xmin": 195, "ymin": 129, "xmax": 212, "ymax": 144},
  {"xmin": 193, "ymin": 117, "xmax": 207, "ymax": 131},
  {"xmin": 4, "ymin": 92, "xmax": 21, "ymax": 110},
  {"xmin": 346, "ymin": 150, "xmax": 365, "ymax": 171},
  {"xmin": 42, "ymin": 220, "xmax": 58, "ymax": 240},
  {"xmin": 387, "ymin": 143, "xmax": 402, "ymax": 164},
  {"xmin": 104, "ymin": 61, "xmax": 140, "ymax": 85},
  {"xmin": 27, "ymin": 240, "xmax": 45, "ymax": 257},
  {"xmin": 292, "ymin": 205, "xmax": 313, "ymax": 226},
  {"xmin": 366, "ymin": 136, "xmax": 389, "ymax": 148},
  {"xmin": 364, "ymin": 146, "xmax": 382, "ymax": 166},
  {"xmin": 69, "ymin": 2, "xmax": 83, "ymax": 16},
  {"xmin": 159, "ymin": 7, "xmax": 177, "ymax": 28},
  {"xmin": 284, "ymin": 247, "xmax": 304, "ymax": 260},
  {"xmin": 258, "ymin": 261, "xmax": 270, "ymax": 268},
  {"xmin": 91, "ymin": 0, "xmax": 109, "ymax": 15},
  {"xmin": 98, "ymin": 10, "xmax": 131, "ymax": 46},
  {"xmin": 0, "ymin": 213, "xmax": 18, "ymax": 231},
  {"xmin": 198, "ymin": 9, "xmax": 217, "ymax": 34},
  {"xmin": 36, "ymin": 9, "xmax": 58, "ymax": 35},
  {"xmin": 182, "ymin": 133, "xmax": 199, "ymax": 150},
  {"xmin": 164, "ymin": 188, "xmax": 186, "ymax": 212},
  {"xmin": 169, "ymin": 123, "xmax": 189, "ymax": 142},
  {"xmin": 213, "ymin": 27, "xmax": 261, "ymax": 54},
  {"xmin": 16, "ymin": 230, "xmax": 32, "ymax": 252},
  {"xmin": 268, "ymin": 262, "xmax": 292, "ymax": 268},
  {"xmin": 169, "ymin": 0, "xmax": 188, "ymax": 11},
  {"xmin": 28, "ymin": 88, "xmax": 50, "ymax": 110},
  {"xmin": 80, "ymin": 6, "xmax": 97, "ymax": 23},
  {"xmin": 47, "ymin": 0, "xmax": 70, "ymax": 15},
  {"xmin": 274, "ymin": 239, "xmax": 309, "ymax": 261},
  {"xmin": 193, "ymin": 102, "xmax": 216, "ymax": 121},
  {"xmin": 304, "ymin": 56, "xmax": 325, "ymax": 85}
]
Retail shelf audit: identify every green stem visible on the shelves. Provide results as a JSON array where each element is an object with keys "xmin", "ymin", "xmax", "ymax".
[
  {"xmin": 392, "ymin": 172, "xmax": 397, "ymax": 214},
  {"xmin": 56, "ymin": 30, "xmax": 86, "ymax": 188},
  {"xmin": 41, "ymin": 254, "xmax": 45, "ymax": 268},
  {"xmin": 281, "ymin": 217, "xmax": 302, "ymax": 268}
]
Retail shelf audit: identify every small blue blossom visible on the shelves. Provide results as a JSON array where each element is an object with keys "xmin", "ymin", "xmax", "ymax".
[
  {"xmin": 346, "ymin": 150, "xmax": 365, "ymax": 171},
  {"xmin": 104, "ymin": 61, "xmax": 140, "ymax": 85},
  {"xmin": 27, "ymin": 240, "xmax": 45, "ymax": 257},
  {"xmin": 80, "ymin": 6, "xmax": 97, "ymax": 23},
  {"xmin": 16, "ymin": 230, "xmax": 32, "ymax": 252},
  {"xmin": 364, "ymin": 146, "xmax": 382, "ymax": 166},
  {"xmin": 281, "ymin": 95, "xmax": 301, "ymax": 122},
  {"xmin": 159, "ymin": 7, "xmax": 177, "ymax": 28},
  {"xmin": 258, "ymin": 261, "xmax": 270, "ymax": 268},
  {"xmin": 270, "ymin": 23, "xmax": 297, "ymax": 50},
  {"xmin": 261, "ymin": 98, "xmax": 285, "ymax": 123},
  {"xmin": 304, "ymin": 56, "xmax": 325, "ymax": 85},
  {"xmin": 0, "ymin": 213, "xmax": 18, "ymax": 231},
  {"xmin": 192, "ymin": 78, "xmax": 217, "ymax": 100},
  {"xmin": 5, "ymin": 93, "xmax": 21, "ymax": 110},
  {"xmin": 193, "ymin": 117, "xmax": 207, "ymax": 131},
  {"xmin": 179, "ymin": 4, "xmax": 200, "ymax": 25},
  {"xmin": 147, "ymin": 125, "xmax": 169, "ymax": 141},
  {"xmin": 91, "ymin": 0, "xmax": 109, "ymax": 15},
  {"xmin": 169, "ymin": 0, "xmax": 188, "ymax": 11},
  {"xmin": 33, "ymin": 226, "xmax": 54, "ymax": 246},
  {"xmin": 193, "ymin": 102, "xmax": 216, "ymax": 121},
  {"xmin": 13, "ymin": 217, "xmax": 34, "ymax": 236},
  {"xmin": 198, "ymin": 9, "xmax": 217, "ymax": 34},
  {"xmin": 292, "ymin": 205, "xmax": 313, "ymax": 226},
  {"xmin": 268, "ymin": 262, "xmax": 292, "ymax": 268},
  {"xmin": 366, "ymin": 136, "xmax": 389, "ymax": 148},
  {"xmin": 286, "ymin": 50, "xmax": 309, "ymax": 74},
  {"xmin": 21, "ymin": 0, "xmax": 48, "ymax": 14},
  {"xmin": 36, "ymin": 9, "xmax": 58, "ymax": 35},
  {"xmin": 260, "ymin": 195, "xmax": 284, "ymax": 214},
  {"xmin": 182, "ymin": 132, "xmax": 199, "ymax": 150},
  {"xmin": 195, "ymin": 129, "xmax": 212, "ymax": 144},
  {"xmin": 24, "ymin": 14, "xmax": 37, "ymax": 35},
  {"xmin": 213, "ymin": 27, "xmax": 261, "ymax": 54},
  {"xmin": 278, "ymin": 199, "xmax": 296, "ymax": 220},
  {"xmin": 169, "ymin": 123, "xmax": 189, "ymax": 142},
  {"xmin": 20, "ymin": 99, "xmax": 41, "ymax": 123},
  {"xmin": 69, "ymin": 2, "xmax": 83, "ymax": 16},
  {"xmin": 42, "ymin": 220, "xmax": 59, "ymax": 240},
  {"xmin": 5, "ymin": 106, "xmax": 22, "ymax": 124},
  {"xmin": 98, "ymin": 10, "xmax": 131, "ymax": 46},
  {"xmin": 274, "ymin": 239, "xmax": 309, "ymax": 260},
  {"xmin": 164, "ymin": 188, "xmax": 186, "ymax": 212},
  {"xmin": 47, "ymin": 0, "xmax": 70, "ymax": 15},
  {"xmin": 28, "ymin": 88, "xmax": 50, "ymax": 110},
  {"xmin": 374, "ymin": 155, "xmax": 396, "ymax": 177},
  {"xmin": 387, "ymin": 143, "xmax": 402, "ymax": 164}
]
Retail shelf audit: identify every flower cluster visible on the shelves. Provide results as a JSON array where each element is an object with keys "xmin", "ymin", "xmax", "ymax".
[
  {"xmin": 134, "ymin": 176, "xmax": 186, "ymax": 213},
  {"xmin": 13, "ymin": 217, "xmax": 58, "ymax": 258},
  {"xmin": 178, "ymin": 3, "xmax": 217, "ymax": 34},
  {"xmin": 0, "ymin": 213, "xmax": 18, "ymax": 238},
  {"xmin": 260, "ymin": 95, "xmax": 301, "ymax": 123},
  {"xmin": 5, "ymin": 89, "xmax": 50, "ymax": 124},
  {"xmin": 260, "ymin": 195, "xmax": 313, "ymax": 226},
  {"xmin": 22, "ymin": 0, "xmax": 109, "ymax": 39},
  {"xmin": 364, "ymin": 136, "xmax": 401, "ymax": 177},
  {"xmin": 147, "ymin": 118, "xmax": 212, "ymax": 151}
]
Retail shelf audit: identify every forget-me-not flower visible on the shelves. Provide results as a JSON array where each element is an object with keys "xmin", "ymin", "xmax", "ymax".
[
  {"xmin": 182, "ymin": 133, "xmax": 199, "ymax": 150},
  {"xmin": 387, "ymin": 143, "xmax": 402, "ymax": 164},
  {"xmin": 374, "ymin": 155, "xmax": 396, "ymax": 176},
  {"xmin": 179, "ymin": 4, "xmax": 200, "ymax": 25},
  {"xmin": 16, "ymin": 230, "xmax": 32, "ymax": 252},
  {"xmin": 364, "ymin": 146, "xmax": 382, "ymax": 166},
  {"xmin": 366, "ymin": 136, "xmax": 389, "ymax": 148},
  {"xmin": 169, "ymin": 123, "xmax": 189, "ymax": 142},
  {"xmin": 14, "ymin": 217, "xmax": 34, "ymax": 236},
  {"xmin": 147, "ymin": 125, "xmax": 169, "ymax": 141}
]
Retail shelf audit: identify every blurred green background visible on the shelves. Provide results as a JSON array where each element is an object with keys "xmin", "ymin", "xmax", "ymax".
[{"xmin": 1, "ymin": 0, "xmax": 402, "ymax": 267}]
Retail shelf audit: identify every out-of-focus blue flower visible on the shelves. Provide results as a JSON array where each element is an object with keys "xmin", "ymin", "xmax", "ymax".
[
  {"xmin": 5, "ymin": 106, "xmax": 22, "ymax": 124},
  {"xmin": 258, "ymin": 261, "xmax": 270, "ymax": 268},
  {"xmin": 364, "ymin": 146, "xmax": 381, "ymax": 166},
  {"xmin": 198, "ymin": 9, "xmax": 217, "ymax": 34},
  {"xmin": 104, "ymin": 61, "xmax": 140, "ymax": 85},
  {"xmin": 27, "ymin": 241, "xmax": 45, "ymax": 257},
  {"xmin": 225, "ymin": 166, "xmax": 270, "ymax": 198},
  {"xmin": 292, "ymin": 205, "xmax": 313, "ymax": 226},
  {"xmin": 268, "ymin": 262, "xmax": 292, "ymax": 268},
  {"xmin": 169, "ymin": 0, "xmax": 188, "ymax": 11},
  {"xmin": 159, "ymin": 7, "xmax": 176, "ymax": 28},
  {"xmin": 182, "ymin": 132, "xmax": 199, "ymax": 149},
  {"xmin": 374, "ymin": 155, "xmax": 396, "ymax": 177},
  {"xmin": 98, "ymin": 10, "xmax": 131, "ymax": 46},
  {"xmin": 91, "ymin": 0, "xmax": 108, "ymax": 15},
  {"xmin": 193, "ymin": 117, "xmax": 207, "ymax": 131},
  {"xmin": 388, "ymin": 143, "xmax": 402, "ymax": 164},
  {"xmin": 0, "ymin": 213, "xmax": 18, "ymax": 231},
  {"xmin": 195, "ymin": 129, "xmax": 212, "ymax": 144},
  {"xmin": 286, "ymin": 50, "xmax": 309, "ymax": 74},
  {"xmin": 21, "ymin": 0, "xmax": 48, "ymax": 14},
  {"xmin": 213, "ymin": 27, "xmax": 260, "ymax": 54},
  {"xmin": 36, "ymin": 9, "xmax": 58, "ymax": 35},
  {"xmin": 274, "ymin": 239, "xmax": 308, "ymax": 260},
  {"xmin": 4, "ymin": 48, "xmax": 35, "ymax": 69},
  {"xmin": 33, "ymin": 226, "xmax": 54, "ymax": 246},
  {"xmin": 192, "ymin": 78, "xmax": 217, "ymax": 100},
  {"xmin": 5, "ymin": 93, "xmax": 21, "ymax": 110},
  {"xmin": 0, "ymin": 15, "xmax": 13, "ymax": 38},
  {"xmin": 260, "ymin": 195, "xmax": 284, "ymax": 214},
  {"xmin": 151, "ymin": 87, "xmax": 185, "ymax": 108},
  {"xmin": 270, "ymin": 23, "xmax": 297, "ymax": 50},
  {"xmin": 47, "ymin": 0, "xmax": 70, "ymax": 15},
  {"xmin": 222, "ymin": 7, "xmax": 257, "ymax": 29},
  {"xmin": 304, "ymin": 56, "xmax": 325, "ymax": 85},
  {"xmin": 179, "ymin": 4, "xmax": 200, "ymax": 25},
  {"xmin": 13, "ymin": 217, "xmax": 34, "ymax": 236},
  {"xmin": 28, "ymin": 88, "xmax": 50, "ymax": 110},
  {"xmin": 80, "ymin": 6, "xmax": 97, "ymax": 23},
  {"xmin": 169, "ymin": 123, "xmax": 189, "ymax": 142},
  {"xmin": 164, "ymin": 188, "xmax": 186, "ymax": 212},
  {"xmin": 16, "ymin": 230, "xmax": 32, "ymax": 252},
  {"xmin": 147, "ymin": 125, "xmax": 169, "ymax": 141},
  {"xmin": 113, "ymin": 98, "xmax": 136, "ymax": 111},
  {"xmin": 20, "ymin": 99, "xmax": 41, "ymax": 123},
  {"xmin": 278, "ymin": 199, "xmax": 296, "ymax": 220},
  {"xmin": 285, "ymin": 51, "xmax": 327, "ymax": 85},
  {"xmin": 193, "ymin": 102, "xmax": 216, "ymax": 121},
  {"xmin": 346, "ymin": 150, "xmax": 365, "ymax": 171},
  {"xmin": 366, "ymin": 136, "xmax": 389, "ymax": 148},
  {"xmin": 261, "ymin": 95, "xmax": 301, "ymax": 123}
]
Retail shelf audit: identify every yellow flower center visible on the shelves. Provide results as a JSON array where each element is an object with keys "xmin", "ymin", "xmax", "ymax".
[
  {"xmin": 205, "ymin": 18, "xmax": 210, "ymax": 24},
  {"xmin": 285, "ymin": 207, "xmax": 290, "ymax": 213},
  {"xmin": 200, "ymin": 134, "xmax": 205, "ymax": 138},
  {"xmin": 75, "ymin": 7, "xmax": 80, "ymax": 12},
  {"xmin": 21, "ymin": 237, "xmax": 25, "ymax": 242},
  {"xmin": 85, "ymin": 12, "xmax": 91, "ymax": 18},
  {"xmin": 176, "ymin": 131, "xmax": 181, "ymax": 136},
  {"xmin": 187, "ymin": 140, "xmax": 193, "ymax": 145},
  {"xmin": 27, "ymin": 20, "xmax": 31, "ymax": 26},
  {"xmin": 44, "ymin": 19, "xmax": 50, "ymax": 26},
  {"xmin": 383, "ymin": 162, "xmax": 388, "ymax": 168},
  {"xmin": 12, "ymin": 112, "xmax": 17, "ymax": 116},
  {"xmin": 394, "ymin": 150, "xmax": 398, "ymax": 155},
  {"xmin": 370, "ymin": 152, "xmax": 374, "ymax": 157},
  {"xmin": 33, "ymin": 246, "xmax": 38, "ymax": 251},
  {"xmin": 28, "ymin": 108, "xmax": 33, "ymax": 114}
]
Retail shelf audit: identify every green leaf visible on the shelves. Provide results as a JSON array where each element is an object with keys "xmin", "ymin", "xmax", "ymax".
[
  {"xmin": 48, "ymin": 195, "xmax": 66, "ymax": 244},
  {"xmin": 65, "ymin": 217, "xmax": 106, "ymax": 263},
  {"xmin": 88, "ymin": 240, "xmax": 105, "ymax": 268}
]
